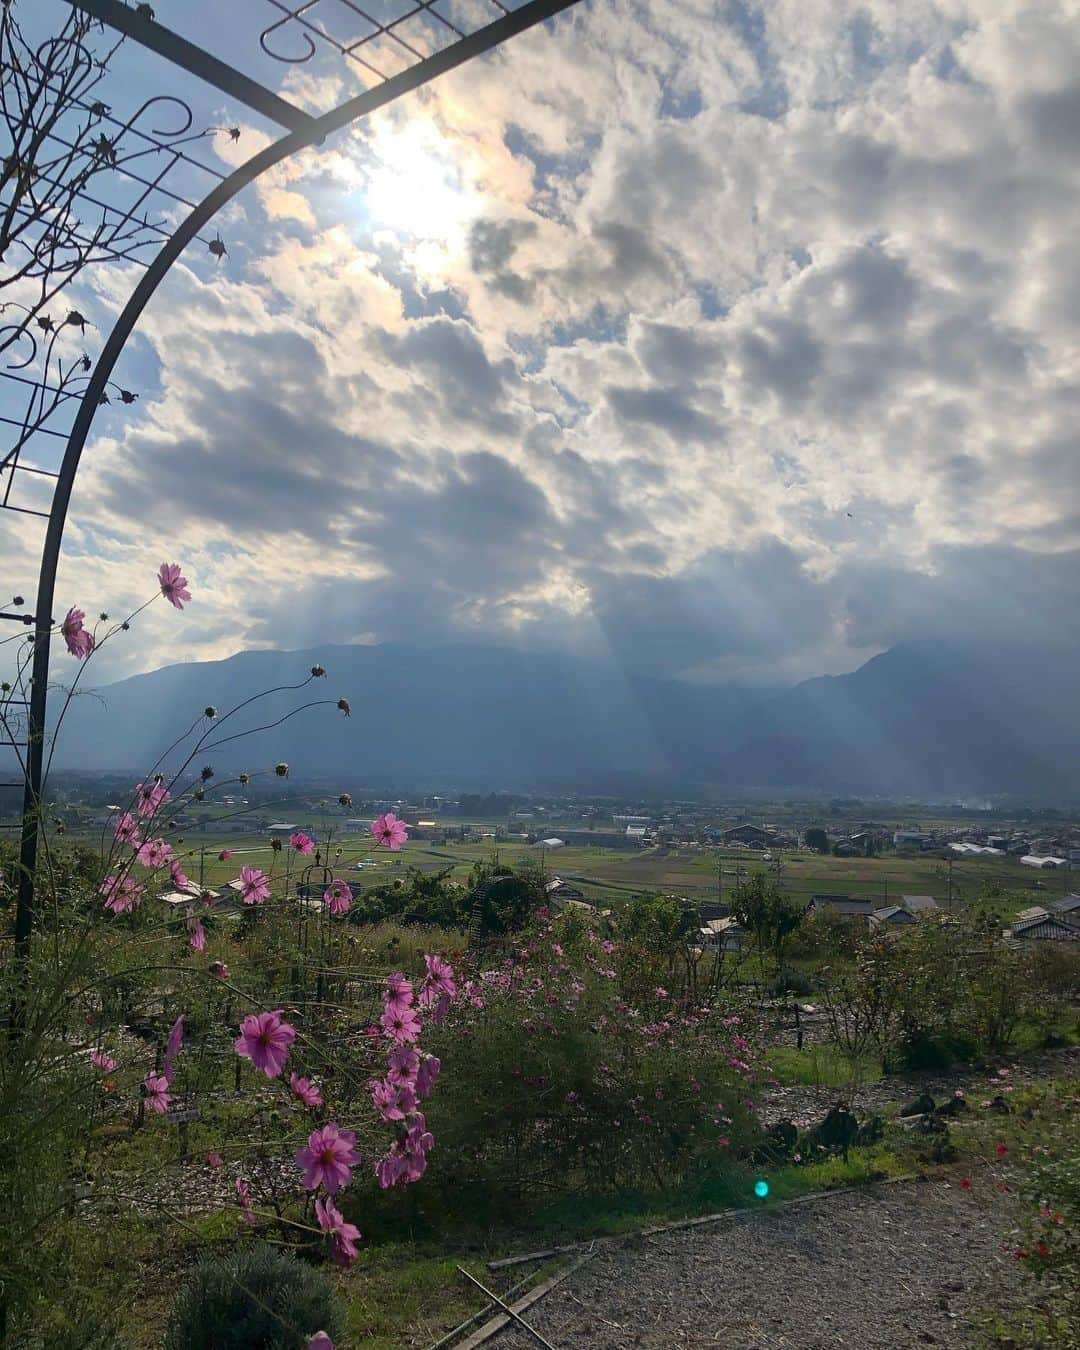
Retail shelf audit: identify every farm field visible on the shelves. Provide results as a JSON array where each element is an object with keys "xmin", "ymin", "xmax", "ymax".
[{"xmin": 88, "ymin": 820, "xmax": 1073, "ymax": 919}]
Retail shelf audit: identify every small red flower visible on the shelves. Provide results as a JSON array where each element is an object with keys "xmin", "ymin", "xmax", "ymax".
[
  {"xmin": 960, "ymin": 1177, "xmax": 971, "ymax": 1191},
  {"xmin": 1014, "ymin": 1249, "xmax": 1027, "ymax": 1260},
  {"xmin": 1037, "ymin": 1242, "xmax": 1049, "ymax": 1258},
  {"xmin": 996, "ymin": 1143, "xmax": 1008, "ymax": 1156}
]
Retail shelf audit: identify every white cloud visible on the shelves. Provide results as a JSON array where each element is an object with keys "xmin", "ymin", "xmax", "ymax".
[{"xmin": 5, "ymin": 0, "xmax": 1079, "ymax": 689}]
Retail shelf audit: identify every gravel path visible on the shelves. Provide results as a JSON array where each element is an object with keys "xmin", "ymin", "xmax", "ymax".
[{"xmin": 492, "ymin": 1179, "xmax": 1023, "ymax": 1348}]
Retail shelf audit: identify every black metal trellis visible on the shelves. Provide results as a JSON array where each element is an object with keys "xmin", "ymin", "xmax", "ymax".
[{"xmin": 1, "ymin": 0, "xmax": 582, "ymax": 975}]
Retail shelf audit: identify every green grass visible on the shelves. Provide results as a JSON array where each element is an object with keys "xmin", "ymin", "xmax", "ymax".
[
  {"xmin": 768, "ymin": 1043, "xmax": 883, "ymax": 1088},
  {"xmin": 339, "ymin": 1250, "xmax": 499, "ymax": 1350}
]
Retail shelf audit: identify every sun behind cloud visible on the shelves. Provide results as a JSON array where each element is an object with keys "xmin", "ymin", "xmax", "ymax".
[{"xmin": 361, "ymin": 117, "xmax": 480, "ymax": 252}]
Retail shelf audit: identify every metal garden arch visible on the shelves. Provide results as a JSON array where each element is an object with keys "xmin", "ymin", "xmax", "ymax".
[{"xmin": 1, "ymin": 0, "xmax": 581, "ymax": 962}]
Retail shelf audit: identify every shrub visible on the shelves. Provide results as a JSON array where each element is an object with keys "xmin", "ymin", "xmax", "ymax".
[
  {"xmin": 416, "ymin": 911, "xmax": 763, "ymax": 1219},
  {"xmin": 163, "ymin": 1245, "xmax": 344, "ymax": 1350},
  {"xmin": 993, "ymin": 1081, "xmax": 1080, "ymax": 1344},
  {"xmin": 893, "ymin": 1029, "xmax": 980, "ymax": 1072},
  {"xmin": 772, "ymin": 965, "xmax": 815, "ymax": 997}
]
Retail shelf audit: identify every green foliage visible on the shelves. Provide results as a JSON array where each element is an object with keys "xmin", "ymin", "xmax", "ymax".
[
  {"xmin": 816, "ymin": 915, "xmax": 1080, "ymax": 1069},
  {"xmin": 408, "ymin": 917, "xmax": 761, "ymax": 1225},
  {"xmin": 352, "ymin": 866, "xmax": 467, "ymax": 928},
  {"xmin": 803, "ymin": 827, "xmax": 830, "ymax": 854},
  {"xmin": 1010, "ymin": 1083, "xmax": 1080, "ymax": 1325},
  {"xmin": 770, "ymin": 964, "xmax": 815, "ymax": 996},
  {"xmin": 467, "ymin": 858, "xmax": 546, "ymax": 936},
  {"xmin": 732, "ymin": 871, "xmax": 805, "ymax": 970},
  {"xmin": 163, "ymin": 1244, "xmax": 344, "ymax": 1350},
  {"xmin": 347, "ymin": 857, "xmax": 546, "ymax": 934}
]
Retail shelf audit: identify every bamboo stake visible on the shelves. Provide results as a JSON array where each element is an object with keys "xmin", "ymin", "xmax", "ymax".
[
  {"xmin": 456, "ymin": 1268, "xmax": 559, "ymax": 1349},
  {"xmin": 450, "ymin": 1252, "xmax": 597, "ymax": 1350}
]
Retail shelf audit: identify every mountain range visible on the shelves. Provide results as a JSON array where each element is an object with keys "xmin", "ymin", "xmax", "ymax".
[{"xmin": 51, "ymin": 637, "xmax": 1080, "ymax": 799}]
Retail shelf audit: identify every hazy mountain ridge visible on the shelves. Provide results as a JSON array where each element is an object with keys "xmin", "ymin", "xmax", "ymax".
[{"xmin": 52, "ymin": 638, "xmax": 1080, "ymax": 797}]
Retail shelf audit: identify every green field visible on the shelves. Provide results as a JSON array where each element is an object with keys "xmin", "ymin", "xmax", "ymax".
[{"xmin": 135, "ymin": 823, "xmax": 1069, "ymax": 918}]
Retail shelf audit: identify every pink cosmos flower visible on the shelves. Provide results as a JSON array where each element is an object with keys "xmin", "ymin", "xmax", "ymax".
[
  {"xmin": 134, "ymin": 780, "xmax": 170, "ymax": 819},
  {"xmin": 90, "ymin": 1049, "xmax": 117, "ymax": 1072},
  {"xmin": 375, "ymin": 1149, "xmax": 409, "ymax": 1190},
  {"xmin": 290, "ymin": 1072, "xmax": 323, "ymax": 1107},
  {"xmin": 308, "ymin": 1334, "xmax": 335, "ymax": 1350},
  {"xmin": 387, "ymin": 1045, "xmax": 419, "ymax": 1085},
  {"xmin": 372, "ymin": 812, "xmax": 408, "ymax": 849},
  {"xmin": 101, "ymin": 873, "xmax": 142, "ymax": 914},
  {"xmin": 209, "ymin": 959, "xmax": 229, "ymax": 980},
  {"xmin": 403, "ymin": 1114, "xmax": 434, "ymax": 1182},
  {"xmin": 234, "ymin": 1009, "xmax": 296, "ymax": 1079},
  {"xmin": 315, "ymin": 1196, "xmax": 361, "ymax": 1267},
  {"xmin": 290, "ymin": 831, "xmax": 314, "ymax": 855},
  {"xmin": 296, "ymin": 1123, "xmax": 360, "ymax": 1195},
  {"xmin": 218, "ymin": 849, "xmax": 233, "ymax": 861},
  {"xmin": 323, "ymin": 879, "xmax": 351, "ymax": 915},
  {"xmin": 236, "ymin": 1176, "xmax": 256, "ymax": 1224},
  {"xmin": 163, "ymin": 1014, "xmax": 185, "ymax": 1083},
  {"xmin": 419, "ymin": 953, "xmax": 456, "ymax": 1008},
  {"xmin": 381, "ymin": 1004, "xmax": 422, "ymax": 1044},
  {"xmin": 239, "ymin": 865, "xmax": 271, "ymax": 905},
  {"xmin": 61, "ymin": 606, "xmax": 95, "ymax": 659},
  {"xmin": 158, "ymin": 561, "xmax": 191, "ymax": 610},
  {"xmin": 384, "ymin": 972, "xmax": 414, "ymax": 1012},
  {"xmin": 187, "ymin": 913, "xmax": 206, "ymax": 951},
  {"xmin": 415, "ymin": 1055, "xmax": 440, "ymax": 1100},
  {"xmin": 144, "ymin": 1073, "xmax": 171, "ymax": 1113},
  {"xmin": 170, "ymin": 859, "xmax": 190, "ymax": 891},
  {"xmin": 207, "ymin": 1152, "xmax": 223, "ymax": 1169},
  {"xmin": 137, "ymin": 836, "xmax": 173, "ymax": 868},
  {"xmin": 370, "ymin": 1076, "xmax": 417, "ymax": 1121},
  {"xmin": 113, "ymin": 811, "xmax": 139, "ymax": 845}
]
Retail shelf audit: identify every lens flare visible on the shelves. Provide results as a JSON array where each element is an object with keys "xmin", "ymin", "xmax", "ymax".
[{"xmin": 754, "ymin": 1179, "xmax": 769, "ymax": 1199}]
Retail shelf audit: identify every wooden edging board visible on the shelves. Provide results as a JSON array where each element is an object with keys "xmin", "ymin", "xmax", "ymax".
[{"xmin": 487, "ymin": 1171, "xmax": 923, "ymax": 1270}]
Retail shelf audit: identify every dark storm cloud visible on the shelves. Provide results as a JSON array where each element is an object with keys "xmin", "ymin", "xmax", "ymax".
[
  {"xmin": 840, "ymin": 546, "xmax": 1080, "ymax": 652},
  {"xmin": 605, "ymin": 384, "xmax": 720, "ymax": 440},
  {"xmin": 376, "ymin": 316, "xmax": 520, "ymax": 433},
  {"xmin": 632, "ymin": 320, "xmax": 725, "ymax": 383},
  {"xmin": 95, "ymin": 369, "xmax": 397, "ymax": 536},
  {"xmin": 737, "ymin": 317, "xmax": 824, "ymax": 409},
  {"xmin": 1019, "ymin": 84, "xmax": 1080, "ymax": 159},
  {"xmin": 468, "ymin": 218, "xmax": 538, "ymax": 301},
  {"xmin": 582, "ymin": 541, "xmax": 833, "ymax": 677},
  {"xmin": 592, "ymin": 222, "xmax": 672, "ymax": 285}
]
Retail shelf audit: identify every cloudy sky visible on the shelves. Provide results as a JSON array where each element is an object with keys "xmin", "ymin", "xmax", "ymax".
[{"xmin": 7, "ymin": 0, "xmax": 1080, "ymax": 687}]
